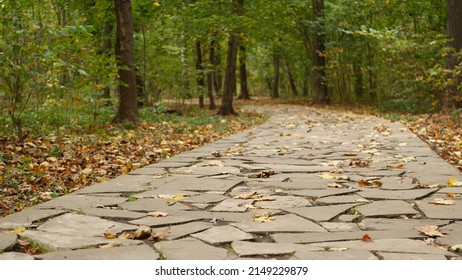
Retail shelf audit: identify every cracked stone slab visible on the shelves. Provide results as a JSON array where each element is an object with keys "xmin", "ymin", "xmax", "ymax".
[
  {"xmin": 191, "ymin": 225, "xmax": 254, "ymax": 245},
  {"xmin": 439, "ymin": 222, "xmax": 462, "ymax": 246},
  {"xmin": 379, "ymin": 177, "xmax": 418, "ymax": 190},
  {"xmin": 21, "ymin": 230, "xmax": 142, "ymax": 251},
  {"xmin": 287, "ymin": 203, "xmax": 360, "ymax": 222},
  {"xmin": 154, "ymin": 238, "xmax": 229, "ymax": 260},
  {"xmin": 320, "ymin": 222, "xmax": 360, "ymax": 232},
  {"xmin": 83, "ymin": 208, "xmax": 146, "ymax": 219},
  {"xmin": 129, "ymin": 211, "xmax": 211, "ymax": 227},
  {"xmin": 231, "ymin": 241, "xmax": 322, "ymax": 257},
  {"xmin": 357, "ymin": 188, "xmax": 436, "ymax": 200},
  {"xmin": 168, "ymin": 222, "xmax": 212, "ymax": 240},
  {"xmin": 294, "ymin": 249, "xmax": 378, "ymax": 260},
  {"xmin": 36, "ymin": 195, "xmax": 127, "ymax": 211},
  {"xmin": 170, "ymin": 165, "xmax": 241, "ymax": 176},
  {"xmin": 0, "ymin": 252, "xmax": 35, "ymax": 260},
  {"xmin": 35, "ymin": 244, "xmax": 158, "ymax": 260},
  {"xmin": 358, "ymin": 218, "xmax": 450, "ymax": 231},
  {"xmin": 232, "ymin": 214, "xmax": 326, "ymax": 233},
  {"xmin": 0, "ymin": 232, "xmax": 17, "ymax": 252},
  {"xmin": 254, "ymin": 196, "xmax": 311, "ymax": 209},
  {"xmin": 291, "ymin": 189, "xmax": 358, "ymax": 198},
  {"xmin": 120, "ymin": 198, "xmax": 190, "ymax": 212},
  {"xmin": 377, "ymin": 252, "xmax": 447, "ymax": 260},
  {"xmin": 74, "ymin": 174, "xmax": 153, "ymax": 194},
  {"xmin": 0, "ymin": 208, "xmax": 66, "ymax": 229},
  {"xmin": 312, "ymin": 238, "xmax": 455, "ymax": 255},
  {"xmin": 35, "ymin": 213, "xmax": 137, "ymax": 236},
  {"xmin": 134, "ymin": 188, "xmax": 199, "ymax": 199},
  {"xmin": 159, "ymin": 177, "xmax": 241, "ymax": 192},
  {"xmin": 356, "ymin": 200, "xmax": 418, "ymax": 217},
  {"xmin": 416, "ymin": 196, "xmax": 462, "ymax": 220},
  {"xmin": 316, "ymin": 195, "xmax": 368, "ymax": 204},
  {"xmin": 272, "ymin": 229, "xmax": 421, "ymax": 244},
  {"xmin": 129, "ymin": 167, "xmax": 167, "ymax": 176},
  {"xmin": 210, "ymin": 199, "xmax": 249, "ymax": 212},
  {"xmin": 182, "ymin": 193, "xmax": 228, "ymax": 204}
]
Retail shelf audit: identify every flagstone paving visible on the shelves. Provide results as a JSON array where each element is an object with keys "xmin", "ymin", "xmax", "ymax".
[{"xmin": 1, "ymin": 104, "xmax": 462, "ymax": 260}]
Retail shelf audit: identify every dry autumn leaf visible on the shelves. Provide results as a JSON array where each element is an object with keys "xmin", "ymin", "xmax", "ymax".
[
  {"xmin": 119, "ymin": 226, "xmax": 152, "ymax": 239},
  {"xmin": 328, "ymin": 182, "xmax": 344, "ymax": 188},
  {"xmin": 447, "ymin": 177, "xmax": 462, "ymax": 187},
  {"xmin": 233, "ymin": 192, "xmax": 258, "ymax": 199},
  {"xmin": 318, "ymin": 173, "xmax": 334, "ymax": 180},
  {"xmin": 103, "ymin": 231, "xmax": 117, "ymax": 239},
  {"xmin": 360, "ymin": 234, "xmax": 373, "ymax": 242},
  {"xmin": 429, "ymin": 198, "xmax": 455, "ymax": 205},
  {"xmin": 247, "ymin": 170, "xmax": 275, "ymax": 178},
  {"xmin": 99, "ymin": 243, "xmax": 121, "ymax": 249},
  {"xmin": 415, "ymin": 225, "xmax": 446, "ymax": 237},
  {"xmin": 11, "ymin": 227, "xmax": 27, "ymax": 234},
  {"xmin": 147, "ymin": 211, "xmax": 169, "ymax": 217},
  {"xmin": 252, "ymin": 212, "xmax": 275, "ymax": 223},
  {"xmin": 148, "ymin": 226, "xmax": 171, "ymax": 241}
]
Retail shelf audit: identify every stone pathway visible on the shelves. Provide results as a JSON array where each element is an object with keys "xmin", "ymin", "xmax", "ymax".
[{"xmin": 1, "ymin": 105, "xmax": 462, "ymax": 260}]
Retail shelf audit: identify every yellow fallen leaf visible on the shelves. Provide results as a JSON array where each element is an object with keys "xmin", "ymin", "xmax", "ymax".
[
  {"xmin": 252, "ymin": 212, "xmax": 275, "ymax": 223},
  {"xmin": 451, "ymin": 244, "xmax": 462, "ymax": 251},
  {"xmin": 415, "ymin": 225, "xmax": 446, "ymax": 237},
  {"xmin": 11, "ymin": 227, "xmax": 27, "ymax": 234},
  {"xmin": 447, "ymin": 193, "xmax": 461, "ymax": 198},
  {"xmin": 448, "ymin": 177, "xmax": 462, "ymax": 187},
  {"xmin": 429, "ymin": 198, "xmax": 455, "ymax": 205},
  {"xmin": 318, "ymin": 173, "xmax": 334, "ymax": 180},
  {"xmin": 103, "ymin": 231, "xmax": 117, "ymax": 239}
]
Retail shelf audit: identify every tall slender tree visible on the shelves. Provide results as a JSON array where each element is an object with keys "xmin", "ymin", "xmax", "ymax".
[
  {"xmin": 445, "ymin": 0, "xmax": 462, "ymax": 109},
  {"xmin": 218, "ymin": 0, "xmax": 243, "ymax": 115},
  {"xmin": 113, "ymin": 0, "xmax": 138, "ymax": 123},
  {"xmin": 312, "ymin": 0, "xmax": 330, "ymax": 104}
]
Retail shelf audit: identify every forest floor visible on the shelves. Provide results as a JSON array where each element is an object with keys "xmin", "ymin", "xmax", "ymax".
[{"xmin": 1, "ymin": 99, "xmax": 462, "ymax": 218}]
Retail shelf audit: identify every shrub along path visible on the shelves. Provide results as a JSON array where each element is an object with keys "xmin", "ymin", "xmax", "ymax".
[{"xmin": 0, "ymin": 104, "xmax": 461, "ymax": 260}]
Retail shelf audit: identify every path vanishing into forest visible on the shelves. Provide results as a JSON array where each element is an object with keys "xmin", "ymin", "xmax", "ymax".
[{"xmin": 0, "ymin": 104, "xmax": 461, "ymax": 260}]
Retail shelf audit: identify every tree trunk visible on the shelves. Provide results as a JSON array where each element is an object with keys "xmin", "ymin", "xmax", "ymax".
[
  {"xmin": 207, "ymin": 40, "xmax": 217, "ymax": 109},
  {"xmin": 238, "ymin": 44, "xmax": 250, "ymax": 100},
  {"xmin": 218, "ymin": 34, "xmax": 239, "ymax": 115},
  {"xmin": 113, "ymin": 0, "xmax": 138, "ymax": 124},
  {"xmin": 218, "ymin": 0, "xmax": 243, "ymax": 115},
  {"xmin": 312, "ymin": 0, "xmax": 330, "ymax": 104},
  {"xmin": 272, "ymin": 52, "xmax": 280, "ymax": 99},
  {"xmin": 446, "ymin": 0, "xmax": 462, "ymax": 109},
  {"xmin": 285, "ymin": 59, "xmax": 299, "ymax": 96},
  {"xmin": 195, "ymin": 40, "xmax": 205, "ymax": 108},
  {"xmin": 353, "ymin": 61, "xmax": 363, "ymax": 98}
]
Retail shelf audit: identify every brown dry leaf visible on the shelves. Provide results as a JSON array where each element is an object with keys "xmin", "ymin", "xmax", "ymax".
[
  {"xmin": 99, "ymin": 243, "xmax": 121, "ymax": 249},
  {"xmin": 167, "ymin": 194, "xmax": 189, "ymax": 204},
  {"xmin": 247, "ymin": 170, "xmax": 275, "ymax": 178},
  {"xmin": 447, "ymin": 192, "xmax": 461, "ymax": 198},
  {"xmin": 329, "ymin": 169, "xmax": 344, "ymax": 174},
  {"xmin": 429, "ymin": 198, "xmax": 455, "ymax": 205},
  {"xmin": 103, "ymin": 231, "xmax": 117, "ymax": 239},
  {"xmin": 358, "ymin": 179, "xmax": 372, "ymax": 187},
  {"xmin": 360, "ymin": 234, "xmax": 373, "ymax": 242},
  {"xmin": 252, "ymin": 212, "xmax": 275, "ymax": 223},
  {"xmin": 119, "ymin": 226, "xmax": 152, "ymax": 239},
  {"xmin": 147, "ymin": 211, "xmax": 169, "ymax": 218},
  {"xmin": 415, "ymin": 225, "xmax": 446, "ymax": 237},
  {"xmin": 201, "ymin": 160, "xmax": 224, "ymax": 167},
  {"xmin": 233, "ymin": 192, "xmax": 258, "ymax": 200},
  {"xmin": 148, "ymin": 226, "xmax": 171, "ymax": 241},
  {"xmin": 211, "ymin": 151, "xmax": 222, "ymax": 158}
]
